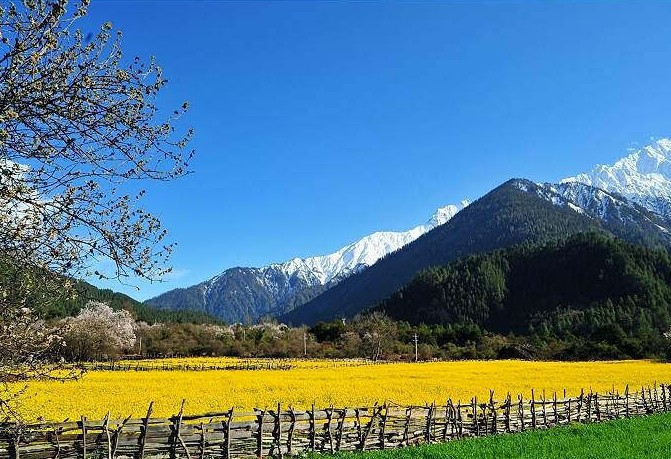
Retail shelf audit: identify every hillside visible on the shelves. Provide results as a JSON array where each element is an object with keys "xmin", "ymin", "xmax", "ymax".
[
  {"xmin": 282, "ymin": 179, "xmax": 671, "ymax": 326},
  {"xmin": 377, "ymin": 233, "xmax": 671, "ymax": 343},
  {"xmin": 0, "ymin": 258, "xmax": 219, "ymax": 324}
]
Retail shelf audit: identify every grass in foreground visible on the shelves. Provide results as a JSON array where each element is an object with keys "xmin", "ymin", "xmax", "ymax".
[{"xmin": 321, "ymin": 412, "xmax": 671, "ymax": 459}]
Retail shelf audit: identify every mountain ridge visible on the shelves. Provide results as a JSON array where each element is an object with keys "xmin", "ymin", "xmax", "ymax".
[
  {"xmin": 145, "ymin": 201, "xmax": 469, "ymax": 323},
  {"xmin": 149, "ymin": 138, "xmax": 671, "ymax": 324}
]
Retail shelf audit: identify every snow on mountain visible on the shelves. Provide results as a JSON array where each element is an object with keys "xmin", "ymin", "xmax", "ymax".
[
  {"xmin": 260, "ymin": 201, "xmax": 470, "ymax": 286},
  {"xmin": 561, "ymin": 138, "xmax": 671, "ymax": 218},
  {"xmin": 149, "ymin": 200, "xmax": 470, "ymax": 323},
  {"xmin": 509, "ymin": 179, "xmax": 671, "ymax": 246}
]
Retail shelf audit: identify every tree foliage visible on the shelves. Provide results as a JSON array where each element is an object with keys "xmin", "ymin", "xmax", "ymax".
[
  {"xmin": 0, "ymin": 0, "xmax": 192, "ymax": 285},
  {"xmin": 0, "ymin": 0, "xmax": 192, "ymax": 417},
  {"xmin": 376, "ymin": 233, "xmax": 671, "ymax": 358},
  {"xmin": 62, "ymin": 301, "xmax": 136, "ymax": 361}
]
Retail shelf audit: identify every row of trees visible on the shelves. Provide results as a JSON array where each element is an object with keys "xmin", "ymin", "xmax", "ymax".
[{"xmin": 53, "ymin": 303, "xmax": 671, "ymax": 362}]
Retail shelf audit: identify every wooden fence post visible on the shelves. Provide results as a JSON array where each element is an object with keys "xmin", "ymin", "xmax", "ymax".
[
  {"xmin": 403, "ymin": 406, "xmax": 412, "ymax": 445},
  {"xmin": 624, "ymin": 385, "xmax": 630, "ymax": 417},
  {"xmin": 103, "ymin": 412, "xmax": 111, "ymax": 459},
  {"xmin": 255, "ymin": 409, "xmax": 265, "ymax": 459},
  {"xmin": 662, "ymin": 384, "xmax": 668, "ymax": 412},
  {"xmin": 456, "ymin": 401, "xmax": 463, "ymax": 438},
  {"xmin": 137, "ymin": 402, "xmax": 153, "ymax": 459},
  {"xmin": 504, "ymin": 394, "xmax": 511, "ymax": 433},
  {"xmin": 359, "ymin": 405, "xmax": 379, "ymax": 452},
  {"xmin": 222, "ymin": 408, "xmax": 233, "ymax": 459},
  {"xmin": 424, "ymin": 403, "xmax": 434, "ymax": 443},
  {"xmin": 309, "ymin": 404, "xmax": 316, "ymax": 453},
  {"xmin": 335, "ymin": 408, "xmax": 346, "ymax": 452},
  {"xmin": 489, "ymin": 391, "xmax": 497, "ymax": 435},
  {"xmin": 354, "ymin": 408, "xmax": 363, "ymax": 448},
  {"xmin": 326, "ymin": 407, "xmax": 334, "ymax": 454},
  {"xmin": 380, "ymin": 404, "xmax": 388, "ymax": 450},
  {"xmin": 111, "ymin": 415, "xmax": 132, "ymax": 458},
  {"xmin": 9, "ymin": 433, "xmax": 20, "ymax": 459},
  {"xmin": 472, "ymin": 397, "xmax": 479, "ymax": 437},
  {"xmin": 198, "ymin": 422, "xmax": 205, "ymax": 459},
  {"xmin": 80, "ymin": 416, "xmax": 87, "ymax": 459},
  {"xmin": 286, "ymin": 408, "xmax": 295, "ymax": 456},
  {"xmin": 552, "ymin": 392, "xmax": 558, "ymax": 425},
  {"xmin": 530, "ymin": 390, "xmax": 536, "ymax": 430},
  {"xmin": 442, "ymin": 403, "xmax": 450, "ymax": 442},
  {"xmin": 576, "ymin": 389, "xmax": 584, "ymax": 423},
  {"xmin": 274, "ymin": 403, "xmax": 283, "ymax": 459},
  {"xmin": 172, "ymin": 400, "xmax": 191, "ymax": 459}
]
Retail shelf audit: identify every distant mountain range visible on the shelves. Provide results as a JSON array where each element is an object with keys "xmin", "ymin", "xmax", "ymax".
[
  {"xmin": 145, "ymin": 202, "xmax": 469, "ymax": 323},
  {"xmin": 147, "ymin": 138, "xmax": 671, "ymax": 325}
]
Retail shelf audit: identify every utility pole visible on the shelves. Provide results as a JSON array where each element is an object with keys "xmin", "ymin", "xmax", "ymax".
[
  {"xmin": 303, "ymin": 332, "xmax": 307, "ymax": 357},
  {"xmin": 414, "ymin": 333, "xmax": 418, "ymax": 362}
]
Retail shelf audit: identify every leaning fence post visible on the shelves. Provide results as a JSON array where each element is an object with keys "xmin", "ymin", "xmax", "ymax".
[
  {"xmin": 504, "ymin": 393, "xmax": 511, "ymax": 433},
  {"xmin": 137, "ymin": 402, "xmax": 153, "ymax": 459},
  {"xmin": 173, "ymin": 400, "xmax": 191, "ymax": 459},
  {"xmin": 552, "ymin": 392, "xmax": 558, "ymax": 426}
]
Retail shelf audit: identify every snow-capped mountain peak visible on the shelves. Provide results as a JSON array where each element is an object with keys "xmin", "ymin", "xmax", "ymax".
[
  {"xmin": 561, "ymin": 139, "xmax": 671, "ymax": 218},
  {"xmin": 152, "ymin": 198, "xmax": 471, "ymax": 323},
  {"xmin": 273, "ymin": 200, "xmax": 470, "ymax": 285},
  {"xmin": 427, "ymin": 200, "xmax": 470, "ymax": 227}
]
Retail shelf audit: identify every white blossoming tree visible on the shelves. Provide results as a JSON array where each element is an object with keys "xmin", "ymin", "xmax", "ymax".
[{"xmin": 62, "ymin": 301, "xmax": 136, "ymax": 361}]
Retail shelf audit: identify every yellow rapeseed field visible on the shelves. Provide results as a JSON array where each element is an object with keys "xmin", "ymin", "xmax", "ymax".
[{"xmin": 10, "ymin": 358, "xmax": 671, "ymax": 422}]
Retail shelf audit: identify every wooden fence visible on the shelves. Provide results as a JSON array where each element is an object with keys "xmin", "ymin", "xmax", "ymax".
[{"xmin": 1, "ymin": 383, "xmax": 669, "ymax": 459}]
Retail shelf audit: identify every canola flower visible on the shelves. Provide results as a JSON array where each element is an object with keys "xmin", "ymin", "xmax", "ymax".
[{"xmin": 12, "ymin": 359, "xmax": 671, "ymax": 422}]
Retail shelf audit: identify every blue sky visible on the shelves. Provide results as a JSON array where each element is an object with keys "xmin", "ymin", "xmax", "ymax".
[{"xmin": 83, "ymin": 1, "xmax": 671, "ymax": 300}]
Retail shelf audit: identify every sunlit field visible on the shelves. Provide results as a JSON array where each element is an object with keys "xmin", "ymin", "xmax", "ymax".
[{"xmin": 11, "ymin": 358, "xmax": 671, "ymax": 422}]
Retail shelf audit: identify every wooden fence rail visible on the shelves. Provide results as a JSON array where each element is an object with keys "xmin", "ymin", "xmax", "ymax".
[{"xmin": 1, "ymin": 383, "xmax": 668, "ymax": 459}]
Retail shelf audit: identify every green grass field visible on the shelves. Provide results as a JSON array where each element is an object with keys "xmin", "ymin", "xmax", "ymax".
[{"xmin": 316, "ymin": 412, "xmax": 671, "ymax": 459}]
